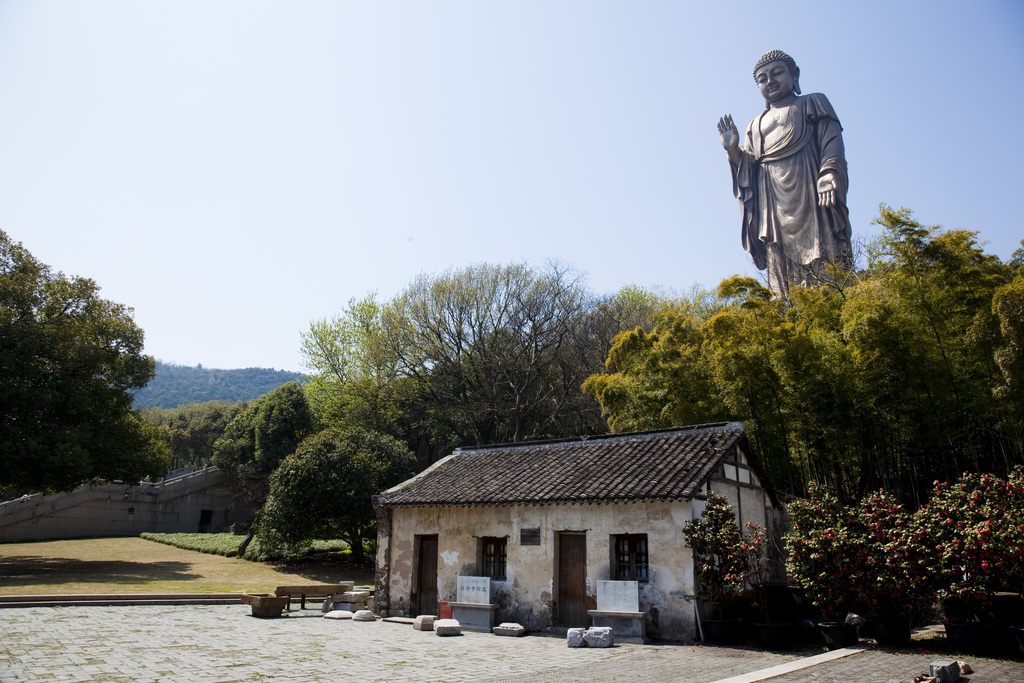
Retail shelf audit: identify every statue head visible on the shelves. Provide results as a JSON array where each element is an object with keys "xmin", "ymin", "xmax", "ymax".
[{"xmin": 753, "ymin": 50, "xmax": 800, "ymax": 108}]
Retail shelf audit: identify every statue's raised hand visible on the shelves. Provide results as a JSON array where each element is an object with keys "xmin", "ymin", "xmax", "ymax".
[
  {"xmin": 817, "ymin": 172, "xmax": 836, "ymax": 207},
  {"xmin": 717, "ymin": 115, "xmax": 739, "ymax": 152}
]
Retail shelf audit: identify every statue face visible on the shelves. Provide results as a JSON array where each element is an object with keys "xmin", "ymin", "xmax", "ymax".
[{"xmin": 754, "ymin": 60, "xmax": 796, "ymax": 105}]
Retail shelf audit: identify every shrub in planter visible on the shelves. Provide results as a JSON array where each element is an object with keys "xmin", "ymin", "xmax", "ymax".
[
  {"xmin": 785, "ymin": 482, "xmax": 869, "ymax": 624},
  {"xmin": 683, "ymin": 492, "xmax": 747, "ymax": 624},
  {"xmin": 787, "ymin": 483, "xmax": 934, "ymax": 633},
  {"xmin": 913, "ymin": 468, "xmax": 1024, "ymax": 625},
  {"xmin": 856, "ymin": 490, "xmax": 935, "ymax": 626}
]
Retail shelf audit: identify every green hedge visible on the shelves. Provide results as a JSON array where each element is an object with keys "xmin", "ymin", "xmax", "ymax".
[{"xmin": 139, "ymin": 532, "xmax": 349, "ymax": 561}]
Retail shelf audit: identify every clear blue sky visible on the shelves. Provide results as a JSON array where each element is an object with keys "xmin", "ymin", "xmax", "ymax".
[{"xmin": 1, "ymin": 1, "xmax": 1021, "ymax": 372}]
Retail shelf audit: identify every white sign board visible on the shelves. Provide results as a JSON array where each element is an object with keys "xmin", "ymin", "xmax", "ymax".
[
  {"xmin": 596, "ymin": 580, "xmax": 639, "ymax": 612},
  {"xmin": 456, "ymin": 576, "xmax": 491, "ymax": 604}
]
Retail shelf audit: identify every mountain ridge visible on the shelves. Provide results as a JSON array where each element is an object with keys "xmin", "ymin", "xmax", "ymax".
[{"xmin": 133, "ymin": 361, "xmax": 304, "ymax": 409}]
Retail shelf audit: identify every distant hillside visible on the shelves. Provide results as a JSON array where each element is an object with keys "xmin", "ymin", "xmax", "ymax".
[{"xmin": 133, "ymin": 361, "xmax": 305, "ymax": 409}]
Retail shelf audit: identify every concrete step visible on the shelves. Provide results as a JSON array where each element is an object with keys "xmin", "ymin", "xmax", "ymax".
[{"xmin": 0, "ymin": 593, "xmax": 242, "ymax": 608}]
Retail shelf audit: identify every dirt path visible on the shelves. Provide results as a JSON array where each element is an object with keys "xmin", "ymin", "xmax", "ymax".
[{"xmin": 0, "ymin": 537, "xmax": 373, "ymax": 594}]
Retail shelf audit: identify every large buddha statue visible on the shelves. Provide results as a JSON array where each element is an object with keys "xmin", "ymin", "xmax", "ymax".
[{"xmin": 718, "ymin": 50, "xmax": 852, "ymax": 296}]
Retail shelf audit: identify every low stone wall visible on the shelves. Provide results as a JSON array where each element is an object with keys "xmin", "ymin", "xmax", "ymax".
[{"xmin": 0, "ymin": 469, "xmax": 252, "ymax": 542}]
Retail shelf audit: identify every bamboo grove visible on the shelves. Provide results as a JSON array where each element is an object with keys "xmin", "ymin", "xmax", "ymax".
[{"xmin": 583, "ymin": 207, "xmax": 1024, "ymax": 506}]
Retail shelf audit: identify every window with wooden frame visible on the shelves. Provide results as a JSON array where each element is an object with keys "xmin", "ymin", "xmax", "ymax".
[
  {"xmin": 613, "ymin": 534, "xmax": 649, "ymax": 581},
  {"xmin": 481, "ymin": 536, "xmax": 507, "ymax": 580}
]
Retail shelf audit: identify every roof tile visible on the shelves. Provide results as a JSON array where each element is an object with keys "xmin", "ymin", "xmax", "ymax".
[{"xmin": 380, "ymin": 422, "xmax": 749, "ymax": 507}]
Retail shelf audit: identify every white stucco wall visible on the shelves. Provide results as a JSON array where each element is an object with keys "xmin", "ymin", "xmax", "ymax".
[
  {"xmin": 377, "ymin": 499, "xmax": 703, "ymax": 640},
  {"xmin": 374, "ymin": 442, "xmax": 778, "ymax": 642}
]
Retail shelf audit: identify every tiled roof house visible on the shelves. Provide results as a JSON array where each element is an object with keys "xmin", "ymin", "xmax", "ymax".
[{"xmin": 374, "ymin": 422, "xmax": 780, "ymax": 641}]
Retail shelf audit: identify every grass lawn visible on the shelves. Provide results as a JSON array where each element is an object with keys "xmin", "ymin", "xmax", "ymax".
[{"xmin": 0, "ymin": 537, "xmax": 375, "ymax": 595}]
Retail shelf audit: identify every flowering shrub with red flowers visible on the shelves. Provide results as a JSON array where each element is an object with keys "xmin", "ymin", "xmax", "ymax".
[
  {"xmin": 785, "ymin": 481, "xmax": 870, "ymax": 621},
  {"xmin": 856, "ymin": 489, "xmax": 934, "ymax": 620},
  {"xmin": 684, "ymin": 492, "xmax": 748, "ymax": 618},
  {"xmin": 786, "ymin": 482, "xmax": 936, "ymax": 622},
  {"xmin": 911, "ymin": 468, "xmax": 1024, "ymax": 622}
]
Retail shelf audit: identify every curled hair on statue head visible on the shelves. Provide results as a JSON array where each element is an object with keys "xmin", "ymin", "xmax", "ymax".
[{"xmin": 754, "ymin": 49, "xmax": 800, "ymax": 107}]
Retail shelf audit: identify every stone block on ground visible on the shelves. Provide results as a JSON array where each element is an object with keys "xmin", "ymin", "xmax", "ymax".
[
  {"xmin": 493, "ymin": 622, "xmax": 526, "ymax": 637},
  {"xmin": 434, "ymin": 618, "xmax": 462, "ymax": 636},
  {"xmin": 929, "ymin": 659, "xmax": 960, "ymax": 683},
  {"xmin": 584, "ymin": 627, "xmax": 614, "ymax": 648},
  {"xmin": 413, "ymin": 615, "xmax": 437, "ymax": 631},
  {"xmin": 323, "ymin": 610, "xmax": 354, "ymax": 620},
  {"xmin": 352, "ymin": 610, "xmax": 376, "ymax": 622},
  {"xmin": 567, "ymin": 627, "xmax": 587, "ymax": 648},
  {"xmin": 341, "ymin": 590, "xmax": 371, "ymax": 600}
]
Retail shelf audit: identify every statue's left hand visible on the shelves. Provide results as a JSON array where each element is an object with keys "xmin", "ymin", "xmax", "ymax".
[{"xmin": 817, "ymin": 173, "xmax": 837, "ymax": 207}]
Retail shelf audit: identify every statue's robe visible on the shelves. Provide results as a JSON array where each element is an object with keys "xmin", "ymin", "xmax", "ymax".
[{"xmin": 729, "ymin": 93, "xmax": 851, "ymax": 293}]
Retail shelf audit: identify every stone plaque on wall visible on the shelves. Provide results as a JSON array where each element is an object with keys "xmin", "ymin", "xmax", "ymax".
[
  {"xmin": 520, "ymin": 528, "xmax": 540, "ymax": 545},
  {"xmin": 456, "ymin": 576, "xmax": 490, "ymax": 604}
]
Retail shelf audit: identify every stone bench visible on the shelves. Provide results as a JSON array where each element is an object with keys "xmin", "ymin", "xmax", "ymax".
[{"xmin": 275, "ymin": 583, "xmax": 354, "ymax": 610}]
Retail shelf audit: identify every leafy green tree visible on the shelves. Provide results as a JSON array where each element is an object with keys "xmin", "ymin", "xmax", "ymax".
[
  {"xmin": 258, "ymin": 427, "xmax": 415, "ymax": 561},
  {"xmin": 213, "ymin": 382, "xmax": 315, "ymax": 553},
  {"xmin": 304, "ymin": 264, "xmax": 642, "ymax": 465},
  {"xmin": 384, "ymin": 262, "xmax": 605, "ymax": 447},
  {"xmin": 142, "ymin": 400, "xmax": 244, "ymax": 471},
  {"xmin": 301, "ymin": 294, "xmax": 411, "ymax": 438},
  {"xmin": 1, "ymin": 230, "xmax": 168, "ymax": 492}
]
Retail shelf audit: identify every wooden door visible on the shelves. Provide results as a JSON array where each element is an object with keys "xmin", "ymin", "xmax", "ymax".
[
  {"xmin": 557, "ymin": 532, "xmax": 587, "ymax": 626},
  {"xmin": 415, "ymin": 535, "xmax": 438, "ymax": 616}
]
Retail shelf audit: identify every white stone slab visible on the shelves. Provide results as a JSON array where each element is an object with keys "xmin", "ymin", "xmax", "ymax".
[
  {"xmin": 493, "ymin": 622, "xmax": 526, "ymax": 637},
  {"xmin": 434, "ymin": 618, "xmax": 462, "ymax": 636},
  {"xmin": 323, "ymin": 610, "xmax": 353, "ymax": 620},
  {"xmin": 596, "ymin": 580, "xmax": 639, "ymax": 612},
  {"xmin": 456, "ymin": 576, "xmax": 491, "ymax": 604}
]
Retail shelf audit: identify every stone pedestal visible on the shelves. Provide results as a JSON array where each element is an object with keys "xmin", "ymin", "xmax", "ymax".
[
  {"xmin": 586, "ymin": 610, "xmax": 646, "ymax": 642},
  {"xmin": 451, "ymin": 576, "xmax": 498, "ymax": 631},
  {"xmin": 588, "ymin": 580, "xmax": 648, "ymax": 643},
  {"xmin": 450, "ymin": 602, "xmax": 499, "ymax": 631}
]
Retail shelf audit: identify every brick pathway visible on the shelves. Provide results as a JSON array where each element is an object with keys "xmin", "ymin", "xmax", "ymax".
[{"xmin": 1, "ymin": 605, "xmax": 1022, "ymax": 682}]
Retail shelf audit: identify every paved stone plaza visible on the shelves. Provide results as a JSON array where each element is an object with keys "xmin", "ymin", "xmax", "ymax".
[{"xmin": 2, "ymin": 605, "xmax": 1023, "ymax": 682}]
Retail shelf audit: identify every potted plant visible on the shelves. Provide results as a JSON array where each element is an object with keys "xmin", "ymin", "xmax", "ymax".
[
  {"xmin": 912, "ymin": 469, "xmax": 1024, "ymax": 655},
  {"xmin": 855, "ymin": 490, "xmax": 933, "ymax": 646},
  {"xmin": 683, "ymin": 492, "xmax": 747, "ymax": 642},
  {"xmin": 742, "ymin": 521, "xmax": 795, "ymax": 648},
  {"xmin": 785, "ymin": 482, "xmax": 862, "ymax": 649}
]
